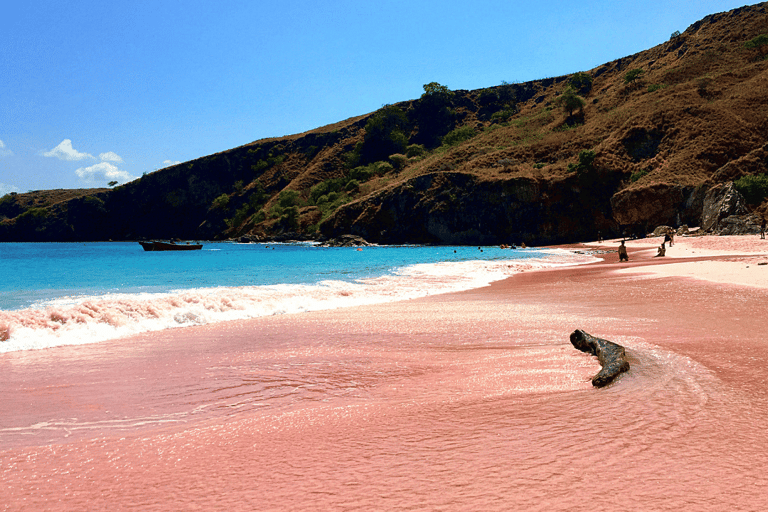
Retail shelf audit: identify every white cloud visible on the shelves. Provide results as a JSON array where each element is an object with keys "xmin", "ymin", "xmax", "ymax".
[
  {"xmin": 75, "ymin": 162, "xmax": 133, "ymax": 183},
  {"xmin": 0, "ymin": 139, "xmax": 13, "ymax": 157},
  {"xmin": 162, "ymin": 160, "xmax": 181, "ymax": 167},
  {"xmin": 0, "ymin": 183, "xmax": 20, "ymax": 195},
  {"xmin": 99, "ymin": 151, "xmax": 123, "ymax": 163},
  {"xmin": 43, "ymin": 139, "xmax": 95, "ymax": 161}
]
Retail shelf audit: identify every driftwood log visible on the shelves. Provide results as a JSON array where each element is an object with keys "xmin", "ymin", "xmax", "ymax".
[{"xmin": 570, "ymin": 329, "xmax": 630, "ymax": 387}]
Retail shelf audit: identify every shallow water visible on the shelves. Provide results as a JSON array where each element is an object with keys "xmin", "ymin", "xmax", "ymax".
[
  {"xmin": 0, "ymin": 242, "xmax": 587, "ymax": 352},
  {"xmin": 2, "ymin": 261, "xmax": 767, "ymax": 511}
]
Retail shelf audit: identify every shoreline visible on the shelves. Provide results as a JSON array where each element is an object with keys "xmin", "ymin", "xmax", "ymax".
[
  {"xmin": 0, "ymin": 247, "xmax": 596, "ymax": 353},
  {"xmin": 3, "ymin": 233, "xmax": 766, "ymax": 354},
  {"xmin": 575, "ymin": 233, "xmax": 768, "ymax": 288},
  {"xmin": 3, "ymin": 234, "xmax": 768, "ymax": 509}
]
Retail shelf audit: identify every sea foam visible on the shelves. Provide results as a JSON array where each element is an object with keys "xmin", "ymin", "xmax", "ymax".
[{"xmin": 0, "ymin": 250, "xmax": 595, "ymax": 353}]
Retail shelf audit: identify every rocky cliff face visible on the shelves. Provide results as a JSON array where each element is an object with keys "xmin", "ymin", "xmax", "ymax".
[
  {"xmin": 321, "ymin": 170, "xmax": 623, "ymax": 245},
  {"xmin": 2, "ymin": 2, "xmax": 768, "ymax": 244},
  {"xmin": 610, "ymin": 183, "xmax": 707, "ymax": 234}
]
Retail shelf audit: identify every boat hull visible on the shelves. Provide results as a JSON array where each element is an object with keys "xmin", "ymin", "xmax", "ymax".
[{"xmin": 139, "ymin": 241, "xmax": 203, "ymax": 251}]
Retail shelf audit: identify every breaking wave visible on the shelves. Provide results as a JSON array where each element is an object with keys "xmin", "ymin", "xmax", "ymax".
[{"xmin": 0, "ymin": 250, "xmax": 595, "ymax": 353}]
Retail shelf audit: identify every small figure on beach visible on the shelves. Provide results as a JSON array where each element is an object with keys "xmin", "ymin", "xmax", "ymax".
[
  {"xmin": 618, "ymin": 240, "xmax": 629, "ymax": 262},
  {"xmin": 664, "ymin": 229, "xmax": 674, "ymax": 247},
  {"xmin": 761, "ymin": 217, "xmax": 766, "ymax": 239},
  {"xmin": 655, "ymin": 242, "xmax": 666, "ymax": 257}
]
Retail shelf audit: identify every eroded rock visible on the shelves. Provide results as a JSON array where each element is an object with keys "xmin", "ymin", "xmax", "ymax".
[
  {"xmin": 570, "ymin": 329, "xmax": 630, "ymax": 387},
  {"xmin": 700, "ymin": 181, "xmax": 748, "ymax": 232},
  {"xmin": 322, "ymin": 234, "xmax": 371, "ymax": 247},
  {"xmin": 713, "ymin": 213, "xmax": 763, "ymax": 235}
]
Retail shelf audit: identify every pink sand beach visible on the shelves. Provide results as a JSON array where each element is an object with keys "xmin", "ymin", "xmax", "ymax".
[{"xmin": 2, "ymin": 234, "xmax": 768, "ymax": 511}]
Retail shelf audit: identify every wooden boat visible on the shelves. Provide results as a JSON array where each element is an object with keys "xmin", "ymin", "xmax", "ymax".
[{"xmin": 139, "ymin": 241, "xmax": 203, "ymax": 251}]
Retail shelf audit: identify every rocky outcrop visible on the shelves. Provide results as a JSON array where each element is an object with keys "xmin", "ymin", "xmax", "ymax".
[
  {"xmin": 712, "ymin": 213, "xmax": 763, "ymax": 235},
  {"xmin": 700, "ymin": 181, "xmax": 748, "ymax": 232},
  {"xmin": 322, "ymin": 234, "xmax": 371, "ymax": 247},
  {"xmin": 610, "ymin": 183, "xmax": 706, "ymax": 233},
  {"xmin": 570, "ymin": 329, "xmax": 630, "ymax": 387}
]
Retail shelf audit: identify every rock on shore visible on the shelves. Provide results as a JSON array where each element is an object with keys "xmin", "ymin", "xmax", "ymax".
[{"xmin": 570, "ymin": 329, "xmax": 630, "ymax": 387}]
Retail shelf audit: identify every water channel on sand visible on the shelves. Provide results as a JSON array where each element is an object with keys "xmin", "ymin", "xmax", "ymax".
[{"xmin": 2, "ymin": 258, "xmax": 768, "ymax": 511}]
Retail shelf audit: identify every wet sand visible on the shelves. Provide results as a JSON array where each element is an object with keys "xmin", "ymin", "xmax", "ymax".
[{"xmin": 2, "ymin": 235, "xmax": 768, "ymax": 511}]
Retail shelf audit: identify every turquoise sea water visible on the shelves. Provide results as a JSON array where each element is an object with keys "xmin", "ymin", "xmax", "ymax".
[
  {"xmin": 1, "ymin": 242, "xmax": 547, "ymax": 311},
  {"xmin": 0, "ymin": 242, "xmax": 594, "ymax": 352}
]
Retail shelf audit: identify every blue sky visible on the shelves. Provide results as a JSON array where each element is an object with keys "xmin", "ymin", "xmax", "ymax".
[{"xmin": 0, "ymin": 0, "xmax": 754, "ymax": 195}]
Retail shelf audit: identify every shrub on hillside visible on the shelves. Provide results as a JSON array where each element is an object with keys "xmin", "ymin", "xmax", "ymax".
[
  {"xmin": 253, "ymin": 209, "xmax": 266, "ymax": 224},
  {"xmin": 309, "ymin": 165, "xmax": 382, "ymax": 207},
  {"xmin": 344, "ymin": 180, "xmax": 360, "ymax": 193},
  {"xmin": 744, "ymin": 34, "xmax": 768, "ymax": 50},
  {"xmin": 567, "ymin": 150, "xmax": 597, "ymax": 175},
  {"xmin": 348, "ymin": 165, "xmax": 375, "ymax": 182},
  {"xmin": 211, "ymin": 194, "xmax": 230, "ymax": 210},
  {"xmin": 310, "ymin": 182, "xmax": 330, "ymax": 204},
  {"xmin": 280, "ymin": 206, "xmax": 300, "ymax": 230},
  {"xmin": 406, "ymin": 144, "xmax": 427, "ymax": 158},
  {"xmin": 0, "ymin": 194, "xmax": 15, "ymax": 217},
  {"xmin": 277, "ymin": 189, "xmax": 301, "ymax": 208},
  {"xmin": 441, "ymin": 126, "xmax": 477, "ymax": 147},
  {"xmin": 355, "ymin": 106, "xmax": 410, "ymax": 165},
  {"xmin": 624, "ymin": 69, "xmax": 644, "ymax": 84},
  {"xmin": 490, "ymin": 106, "xmax": 518, "ymax": 123},
  {"xmin": 389, "ymin": 153, "xmax": 409, "ymax": 170},
  {"xmin": 231, "ymin": 204, "xmax": 252, "ymax": 226},
  {"xmin": 422, "ymin": 82, "xmax": 453, "ymax": 99},
  {"xmin": 630, "ymin": 169, "xmax": 649, "ymax": 183},
  {"xmin": 497, "ymin": 82, "xmax": 517, "ymax": 105},
  {"xmin": 314, "ymin": 191, "xmax": 353, "ymax": 222},
  {"xmin": 569, "ymin": 72, "xmax": 593, "ymax": 95},
  {"xmin": 16, "ymin": 207, "xmax": 48, "ymax": 227},
  {"xmin": 412, "ymin": 82, "xmax": 457, "ymax": 147},
  {"xmin": 477, "ymin": 89, "xmax": 499, "ymax": 107},
  {"xmin": 734, "ymin": 173, "xmax": 768, "ymax": 204},
  {"xmin": 268, "ymin": 203, "xmax": 283, "ymax": 219},
  {"xmin": 744, "ymin": 34, "xmax": 768, "ymax": 60},
  {"xmin": 251, "ymin": 154, "xmax": 285, "ymax": 175},
  {"xmin": 555, "ymin": 87, "xmax": 585, "ymax": 117},
  {"xmin": 349, "ymin": 161, "xmax": 391, "ymax": 181},
  {"xmin": 81, "ymin": 196, "xmax": 108, "ymax": 216},
  {"xmin": 248, "ymin": 180, "xmax": 269, "ymax": 209}
]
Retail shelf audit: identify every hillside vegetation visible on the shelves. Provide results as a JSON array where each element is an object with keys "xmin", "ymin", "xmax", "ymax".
[{"xmin": 2, "ymin": 2, "xmax": 768, "ymax": 244}]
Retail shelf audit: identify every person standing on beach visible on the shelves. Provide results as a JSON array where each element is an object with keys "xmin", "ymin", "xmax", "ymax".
[
  {"xmin": 618, "ymin": 240, "xmax": 629, "ymax": 262},
  {"xmin": 761, "ymin": 217, "xmax": 766, "ymax": 239}
]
